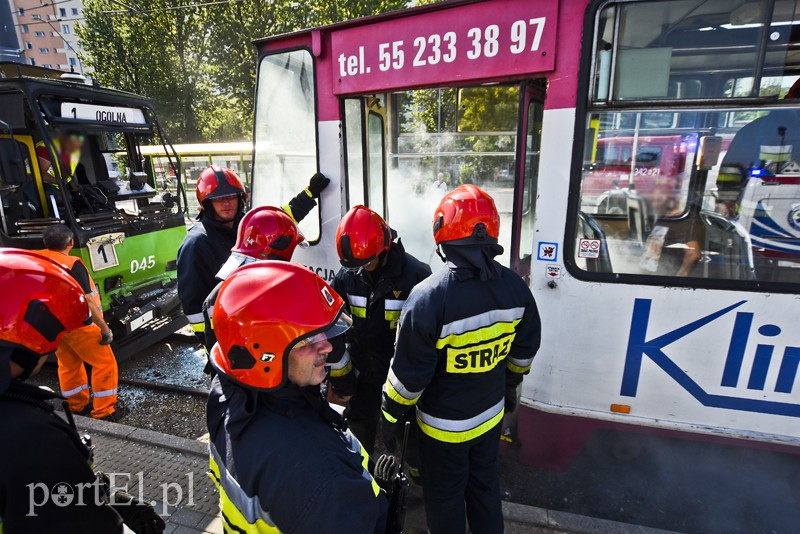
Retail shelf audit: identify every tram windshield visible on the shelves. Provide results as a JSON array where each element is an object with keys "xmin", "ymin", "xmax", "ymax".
[
  {"xmin": 574, "ymin": 0, "xmax": 800, "ymax": 287},
  {"xmin": 0, "ymin": 90, "xmax": 182, "ymax": 236}
]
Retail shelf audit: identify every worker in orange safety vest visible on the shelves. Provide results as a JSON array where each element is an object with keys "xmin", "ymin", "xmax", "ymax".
[{"xmin": 36, "ymin": 223, "xmax": 125, "ymax": 421}]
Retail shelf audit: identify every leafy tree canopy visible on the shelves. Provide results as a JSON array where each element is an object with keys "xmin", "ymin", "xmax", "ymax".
[{"xmin": 77, "ymin": 0, "xmax": 408, "ymax": 142}]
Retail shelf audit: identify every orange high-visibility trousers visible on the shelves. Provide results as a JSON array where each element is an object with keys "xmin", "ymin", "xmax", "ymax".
[{"xmin": 56, "ymin": 324, "xmax": 119, "ymax": 418}]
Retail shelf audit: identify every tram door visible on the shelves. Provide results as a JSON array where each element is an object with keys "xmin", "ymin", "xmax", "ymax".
[
  {"xmin": 512, "ymin": 81, "xmax": 545, "ymax": 281},
  {"xmin": 343, "ymin": 82, "xmax": 545, "ymax": 277}
]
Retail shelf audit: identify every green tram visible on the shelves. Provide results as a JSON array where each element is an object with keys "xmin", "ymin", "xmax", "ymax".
[{"xmin": 0, "ymin": 63, "xmax": 188, "ymax": 359}]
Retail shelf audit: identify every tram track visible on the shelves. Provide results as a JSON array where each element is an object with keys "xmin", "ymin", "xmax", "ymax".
[{"xmin": 117, "ymin": 376, "xmax": 209, "ymax": 398}]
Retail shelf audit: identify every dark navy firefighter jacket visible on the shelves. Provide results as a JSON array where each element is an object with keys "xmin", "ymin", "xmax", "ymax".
[
  {"xmin": 207, "ymin": 376, "xmax": 388, "ymax": 533},
  {"xmin": 381, "ymin": 246, "xmax": 541, "ymax": 444},
  {"xmin": 330, "ymin": 240, "xmax": 431, "ymax": 392}
]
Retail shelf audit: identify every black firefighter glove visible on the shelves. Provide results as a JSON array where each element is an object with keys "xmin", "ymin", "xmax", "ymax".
[
  {"xmin": 505, "ymin": 384, "xmax": 519, "ymax": 414},
  {"xmin": 110, "ymin": 490, "xmax": 166, "ymax": 534},
  {"xmin": 97, "ymin": 472, "xmax": 165, "ymax": 534},
  {"xmin": 306, "ymin": 172, "xmax": 330, "ymax": 198}
]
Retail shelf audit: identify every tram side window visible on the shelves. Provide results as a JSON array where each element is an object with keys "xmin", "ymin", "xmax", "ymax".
[
  {"xmin": 367, "ymin": 112, "xmax": 386, "ymax": 218},
  {"xmin": 252, "ymin": 49, "xmax": 320, "ymax": 242},
  {"xmin": 578, "ymin": 0, "xmax": 800, "ymax": 287},
  {"xmin": 576, "ymin": 106, "xmax": 800, "ymax": 285},
  {"xmin": 594, "ymin": 0, "xmax": 800, "ymax": 102}
]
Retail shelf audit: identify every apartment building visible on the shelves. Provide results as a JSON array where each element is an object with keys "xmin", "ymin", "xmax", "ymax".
[{"xmin": 9, "ymin": 0, "xmax": 85, "ymax": 72}]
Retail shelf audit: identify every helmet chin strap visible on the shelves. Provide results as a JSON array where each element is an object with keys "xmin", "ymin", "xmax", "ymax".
[{"xmin": 436, "ymin": 244, "xmax": 447, "ymax": 263}]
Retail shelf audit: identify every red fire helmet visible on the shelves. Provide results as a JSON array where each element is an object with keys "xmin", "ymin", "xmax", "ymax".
[
  {"xmin": 335, "ymin": 205, "xmax": 392, "ymax": 269},
  {"xmin": 209, "ymin": 262, "xmax": 351, "ymax": 391},
  {"xmin": 0, "ymin": 249, "xmax": 90, "ymax": 355},
  {"xmin": 786, "ymin": 78, "xmax": 800, "ymax": 100},
  {"xmin": 232, "ymin": 206, "xmax": 303, "ymax": 261},
  {"xmin": 432, "ymin": 184, "xmax": 500, "ymax": 245},
  {"xmin": 196, "ymin": 165, "xmax": 246, "ymax": 206}
]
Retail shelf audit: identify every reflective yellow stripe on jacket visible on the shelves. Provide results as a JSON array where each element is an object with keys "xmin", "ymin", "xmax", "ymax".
[
  {"xmin": 384, "ymin": 299, "xmax": 405, "ymax": 322},
  {"xmin": 416, "ymin": 399, "xmax": 505, "ymax": 444},
  {"xmin": 347, "ymin": 295, "xmax": 367, "ymax": 319},
  {"xmin": 209, "ymin": 443, "xmax": 280, "ymax": 533},
  {"xmin": 328, "ymin": 349, "xmax": 352, "ymax": 378},
  {"xmin": 436, "ymin": 307, "xmax": 525, "ymax": 374},
  {"xmin": 186, "ymin": 312, "xmax": 205, "ymax": 333},
  {"xmin": 759, "ymin": 144, "xmax": 792, "ymax": 162},
  {"xmin": 384, "ymin": 368, "xmax": 423, "ymax": 407}
]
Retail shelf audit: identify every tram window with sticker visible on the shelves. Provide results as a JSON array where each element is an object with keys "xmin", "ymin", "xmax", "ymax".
[{"xmin": 573, "ymin": 0, "xmax": 800, "ymax": 288}]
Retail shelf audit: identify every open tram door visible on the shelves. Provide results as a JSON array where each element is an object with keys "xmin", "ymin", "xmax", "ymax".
[
  {"xmin": 339, "ymin": 80, "xmax": 547, "ymax": 279},
  {"xmin": 511, "ymin": 80, "xmax": 545, "ymax": 282}
]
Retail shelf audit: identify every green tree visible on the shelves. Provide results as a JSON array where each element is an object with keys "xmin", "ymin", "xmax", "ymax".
[
  {"xmin": 78, "ymin": 0, "xmax": 218, "ymax": 142},
  {"xmin": 78, "ymin": 0, "xmax": 408, "ymax": 143}
]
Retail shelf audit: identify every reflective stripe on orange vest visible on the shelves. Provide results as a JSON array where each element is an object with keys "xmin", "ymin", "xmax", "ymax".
[{"xmin": 35, "ymin": 249, "xmax": 102, "ymax": 307}]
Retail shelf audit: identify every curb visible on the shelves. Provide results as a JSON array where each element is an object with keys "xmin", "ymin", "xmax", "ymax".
[
  {"xmin": 502, "ymin": 502, "xmax": 680, "ymax": 534},
  {"xmin": 73, "ymin": 414, "xmax": 207, "ymax": 457},
  {"xmin": 73, "ymin": 416, "xmax": 679, "ymax": 534}
]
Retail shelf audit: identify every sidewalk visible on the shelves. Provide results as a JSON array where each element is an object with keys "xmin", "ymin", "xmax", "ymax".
[{"xmin": 73, "ymin": 415, "xmax": 679, "ymax": 534}]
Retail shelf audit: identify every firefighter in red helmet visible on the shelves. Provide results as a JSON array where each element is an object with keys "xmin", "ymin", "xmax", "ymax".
[
  {"xmin": 177, "ymin": 165, "xmax": 329, "ymax": 341},
  {"xmin": 381, "ymin": 185, "xmax": 541, "ymax": 534},
  {"xmin": 0, "ymin": 249, "xmax": 163, "ymax": 533},
  {"xmin": 201, "ymin": 205, "xmax": 306, "ymax": 351},
  {"xmin": 332, "ymin": 205, "xmax": 430, "ymax": 455},
  {"xmin": 206, "ymin": 262, "xmax": 388, "ymax": 533}
]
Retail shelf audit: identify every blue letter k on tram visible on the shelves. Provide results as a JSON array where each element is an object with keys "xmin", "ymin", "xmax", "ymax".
[{"xmin": 619, "ymin": 299, "xmax": 800, "ymax": 418}]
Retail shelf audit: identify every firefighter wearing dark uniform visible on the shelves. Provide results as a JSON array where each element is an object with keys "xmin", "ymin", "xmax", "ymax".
[
  {"xmin": 716, "ymin": 78, "xmax": 800, "ymax": 216},
  {"xmin": 332, "ymin": 206, "xmax": 431, "ymax": 454},
  {"xmin": 0, "ymin": 249, "xmax": 164, "ymax": 534},
  {"xmin": 201, "ymin": 205, "xmax": 305, "ymax": 351},
  {"xmin": 177, "ymin": 165, "xmax": 329, "ymax": 341},
  {"xmin": 381, "ymin": 185, "xmax": 541, "ymax": 534},
  {"xmin": 206, "ymin": 262, "xmax": 388, "ymax": 533}
]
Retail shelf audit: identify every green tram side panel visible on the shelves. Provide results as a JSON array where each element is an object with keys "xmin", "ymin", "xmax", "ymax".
[{"xmin": 72, "ymin": 224, "xmax": 187, "ymax": 310}]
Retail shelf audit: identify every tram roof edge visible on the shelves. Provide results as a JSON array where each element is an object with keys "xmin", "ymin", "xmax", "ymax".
[{"xmin": 252, "ymin": 0, "xmax": 484, "ymax": 47}]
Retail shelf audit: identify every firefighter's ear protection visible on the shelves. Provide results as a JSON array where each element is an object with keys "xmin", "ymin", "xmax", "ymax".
[
  {"xmin": 24, "ymin": 299, "xmax": 67, "ymax": 343},
  {"xmin": 269, "ymin": 234, "xmax": 293, "ymax": 252},
  {"xmin": 338, "ymin": 234, "xmax": 357, "ymax": 266}
]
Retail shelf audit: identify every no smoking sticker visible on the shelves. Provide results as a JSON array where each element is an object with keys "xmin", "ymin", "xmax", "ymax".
[
  {"xmin": 537, "ymin": 242, "xmax": 558, "ymax": 262},
  {"xmin": 578, "ymin": 239, "xmax": 601, "ymax": 259}
]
